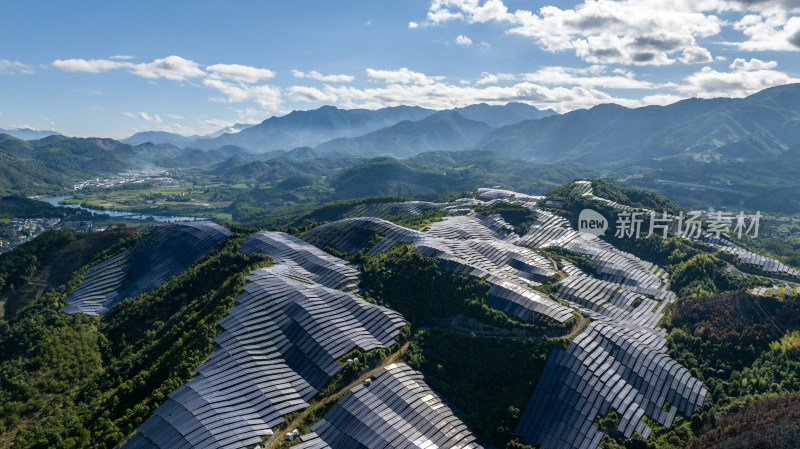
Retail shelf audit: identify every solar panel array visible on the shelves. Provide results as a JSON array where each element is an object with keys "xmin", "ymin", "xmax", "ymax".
[
  {"xmin": 295, "ymin": 363, "xmax": 484, "ymax": 449},
  {"xmin": 518, "ymin": 210, "xmax": 674, "ymax": 301},
  {"xmin": 700, "ymin": 235, "xmax": 800, "ymax": 277},
  {"xmin": 123, "ymin": 235, "xmax": 406, "ymax": 449},
  {"xmin": 301, "ymin": 216, "xmax": 574, "ymax": 323},
  {"xmin": 509, "ymin": 184, "xmax": 706, "ymax": 449},
  {"xmin": 62, "ymin": 222, "xmax": 232, "ymax": 315},
  {"xmin": 241, "ymin": 231, "xmax": 360, "ymax": 290},
  {"xmin": 516, "ymin": 321, "xmax": 706, "ymax": 449},
  {"xmin": 570, "ymin": 180, "xmax": 798, "ymax": 278}
]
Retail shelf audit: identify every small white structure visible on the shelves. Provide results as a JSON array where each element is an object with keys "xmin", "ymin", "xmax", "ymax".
[
  {"xmin": 346, "ymin": 358, "xmax": 354, "ymax": 365},
  {"xmin": 773, "ymin": 285, "xmax": 779, "ymax": 296}
]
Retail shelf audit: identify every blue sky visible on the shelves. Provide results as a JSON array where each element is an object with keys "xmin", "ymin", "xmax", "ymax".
[{"xmin": 1, "ymin": 0, "xmax": 799, "ymax": 138}]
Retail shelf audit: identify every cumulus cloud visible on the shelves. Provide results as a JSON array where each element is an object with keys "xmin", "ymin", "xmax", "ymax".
[
  {"xmin": 291, "ymin": 69, "xmax": 355, "ymax": 82},
  {"xmin": 419, "ymin": 0, "xmax": 726, "ymax": 65},
  {"xmin": 52, "ymin": 55, "xmax": 205, "ymax": 80},
  {"xmin": 475, "ymin": 72, "xmax": 517, "ymax": 85},
  {"xmin": 294, "ymin": 77, "xmax": 643, "ymax": 112},
  {"xmin": 640, "ymin": 93, "xmax": 686, "ymax": 106},
  {"xmin": 409, "ymin": 21, "xmax": 420, "ymax": 28},
  {"xmin": 0, "ymin": 59, "xmax": 34, "ymax": 75},
  {"xmin": 203, "ymin": 78, "xmax": 283, "ymax": 110},
  {"xmin": 730, "ymin": 57, "xmax": 778, "ymax": 70},
  {"xmin": 130, "ymin": 56, "xmax": 204, "ymax": 80},
  {"xmin": 455, "ymin": 34, "xmax": 473, "ymax": 45},
  {"xmin": 681, "ymin": 59, "xmax": 800, "ymax": 97},
  {"xmin": 417, "ymin": 0, "xmax": 800, "ymax": 63},
  {"xmin": 366, "ymin": 67, "xmax": 445, "ymax": 85},
  {"xmin": 206, "ymin": 63, "xmax": 275, "ymax": 83},
  {"xmin": 139, "ymin": 112, "xmax": 163, "ymax": 123},
  {"xmin": 475, "ymin": 66, "xmax": 668, "ymax": 89},
  {"xmin": 287, "ymin": 85, "xmax": 337, "ymax": 102},
  {"xmin": 680, "ymin": 46, "xmax": 714, "ymax": 64},
  {"xmin": 51, "ymin": 58, "xmax": 130, "ymax": 73}
]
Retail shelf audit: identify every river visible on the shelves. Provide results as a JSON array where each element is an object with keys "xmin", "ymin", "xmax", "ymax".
[{"xmin": 41, "ymin": 196, "xmax": 208, "ymax": 222}]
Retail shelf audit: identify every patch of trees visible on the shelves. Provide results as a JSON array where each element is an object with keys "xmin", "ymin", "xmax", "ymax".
[
  {"xmin": 474, "ymin": 202, "xmax": 536, "ymax": 235},
  {"xmin": 686, "ymin": 392, "xmax": 800, "ymax": 449},
  {"xmin": 400, "ymin": 329, "xmax": 564, "ymax": 449},
  {"xmin": 360, "ymin": 244, "xmax": 570, "ymax": 332}
]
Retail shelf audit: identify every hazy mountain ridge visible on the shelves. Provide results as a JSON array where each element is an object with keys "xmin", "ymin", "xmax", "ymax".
[
  {"xmin": 121, "ymin": 123, "xmax": 256, "ymax": 146},
  {"xmin": 0, "ymin": 128, "xmax": 61, "ymax": 140},
  {"xmin": 189, "ymin": 105, "xmax": 435, "ymax": 152},
  {"xmin": 315, "ymin": 110, "xmax": 494, "ymax": 158},
  {"xmin": 473, "ymin": 83, "xmax": 800, "ymax": 165}
]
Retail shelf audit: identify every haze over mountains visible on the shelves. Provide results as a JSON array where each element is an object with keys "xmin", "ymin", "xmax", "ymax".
[
  {"xmin": 109, "ymin": 85, "xmax": 799, "ymax": 169},
  {"xmin": 122, "ymin": 102, "xmax": 555, "ymax": 153},
  {"xmin": 0, "ymin": 128, "xmax": 61, "ymax": 140},
  {"xmin": 2, "ymin": 85, "xmax": 799, "ymax": 205}
]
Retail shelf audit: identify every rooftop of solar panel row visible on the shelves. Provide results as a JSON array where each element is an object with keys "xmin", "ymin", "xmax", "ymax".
[
  {"xmin": 123, "ymin": 258, "xmax": 406, "ymax": 449},
  {"xmin": 300, "ymin": 216, "xmax": 574, "ymax": 323},
  {"xmin": 61, "ymin": 221, "xmax": 232, "ymax": 316},
  {"xmin": 294, "ymin": 363, "xmax": 485, "ymax": 449},
  {"xmin": 240, "ymin": 231, "xmax": 360, "ymax": 291}
]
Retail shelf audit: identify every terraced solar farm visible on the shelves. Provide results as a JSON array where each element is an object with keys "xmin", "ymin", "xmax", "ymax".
[
  {"xmin": 49, "ymin": 180, "xmax": 800, "ymax": 449},
  {"xmin": 61, "ymin": 221, "xmax": 232, "ymax": 315}
]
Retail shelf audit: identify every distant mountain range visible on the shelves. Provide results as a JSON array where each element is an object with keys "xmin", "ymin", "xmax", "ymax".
[
  {"xmin": 315, "ymin": 110, "xmax": 494, "ymax": 158},
  {"xmin": 473, "ymin": 84, "xmax": 800, "ymax": 166},
  {"xmin": 120, "ymin": 102, "xmax": 555, "ymax": 153},
  {"xmin": 2, "ymin": 85, "xmax": 799, "ymax": 207},
  {"xmin": 0, "ymin": 128, "xmax": 61, "ymax": 140},
  {"xmin": 121, "ymin": 123, "xmax": 255, "ymax": 147}
]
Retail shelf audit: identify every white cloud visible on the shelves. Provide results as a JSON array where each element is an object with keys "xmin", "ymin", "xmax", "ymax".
[
  {"xmin": 131, "ymin": 56, "xmax": 205, "ymax": 80},
  {"xmin": 366, "ymin": 67, "xmax": 444, "ymax": 85},
  {"xmin": 51, "ymin": 58, "xmax": 130, "ymax": 73},
  {"xmin": 475, "ymin": 72, "xmax": 517, "ymax": 85},
  {"xmin": 681, "ymin": 61, "xmax": 800, "ymax": 97},
  {"xmin": 139, "ymin": 112, "xmax": 163, "ymax": 123},
  {"xmin": 416, "ymin": 0, "xmax": 800, "ymax": 64},
  {"xmin": 167, "ymin": 114, "xmax": 186, "ymax": 120},
  {"xmin": 291, "ymin": 69, "xmax": 355, "ymax": 82},
  {"xmin": 203, "ymin": 78, "xmax": 283, "ymax": 111},
  {"xmin": 420, "ymin": 0, "xmax": 725, "ymax": 65},
  {"xmin": 455, "ymin": 34, "xmax": 473, "ymax": 45},
  {"xmin": 110, "ymin": 54, "xmax": 134, "ymax": 60},
  {"xmin": 680, "ymin": 46, "xmax": 713, "ymax": 64},
  {"xmin": 730, "ymin": 57, "xmax": 778, "ymax": 71},
  {"xmin": 206, "ymin": 63, "xmax": 275, "ymax": 83},
  {"xmin": 640, "ymin": 93, "xmax": 686, "ymax": 106},
  {"xmin": 52, "ymin": 55, "xmax": 204, "ymax": 80},
  {"xmin": 476, "ymin": 66, "xmax": 667, "ymax": 89},
  {"xmin": 731, "ymin": 14, "xmax": 800, "ymax": 51},
  {"xmin": 304, "ymin": 78, "xmax": 643, "ymax": 112},
  {"xmin": 409, "ymin": 21, "xmax": 420, "ymax": 28},
  {"xmin": 287, "ymin": 85, "xmax": 337, "ymax": 102},
  {"xmin": 122, "ymin": 111, "xmax": 137, "ymax": 119},
  {"xmin": 0, "ymin": 59, "xmax": 34, "ymax": 75}
]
